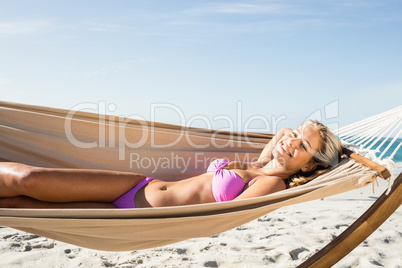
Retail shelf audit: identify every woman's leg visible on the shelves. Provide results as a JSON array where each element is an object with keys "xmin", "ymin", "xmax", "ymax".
[
  {"xmin": 0, "ymin": 162, "xmax": 146, "ymax": 203},
  {"xmin": 0, "ymin": 196, "xmax": 116, "ymax": 209}
]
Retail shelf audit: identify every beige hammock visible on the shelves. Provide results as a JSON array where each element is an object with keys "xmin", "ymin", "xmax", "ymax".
[{"xmin": 0, "ymin": 101, "xmax": 400, "ymax": 267}]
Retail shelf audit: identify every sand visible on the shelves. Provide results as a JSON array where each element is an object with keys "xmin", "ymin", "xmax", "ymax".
[{"xmin": 1, "ymin": 176, "xmax": 401, "ymax": 268}]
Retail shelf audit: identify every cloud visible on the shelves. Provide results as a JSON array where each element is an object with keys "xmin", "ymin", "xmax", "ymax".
[
  {"xmin": 176, "ymin": 2, "xmax": 285, "ymax": 18},
  {"xmin": 206, "ymin": 3, "xmax": 284, "ymax": 14},
  {"xmin": 83, "ymin": 21, "xmax": 129, "ymax": 32},
  {"xmin": 0, "ymin": 20, "xmax": 50, "ymax": 35},
  {"xmin": 179, "ymin": 1, "xmax": 402, "ymax": 38}
]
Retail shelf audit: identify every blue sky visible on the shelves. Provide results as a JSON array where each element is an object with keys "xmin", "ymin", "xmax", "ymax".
[{"xmin": 1, "ymin": 0, "xmax": 401, "ymax": 133}]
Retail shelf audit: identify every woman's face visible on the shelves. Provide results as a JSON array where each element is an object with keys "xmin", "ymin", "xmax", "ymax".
[{"xmin": 274, "ymin": 124, "xmax": 323, "ymax": 173}]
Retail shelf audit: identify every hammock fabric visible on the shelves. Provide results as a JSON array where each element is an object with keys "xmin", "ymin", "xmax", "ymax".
[{"xmin": 0, "ymin": 101, "xmax": 379, "ymax": 251}]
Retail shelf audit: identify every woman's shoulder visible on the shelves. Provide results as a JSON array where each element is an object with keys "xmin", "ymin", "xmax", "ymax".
[
  {"xmin": 240, "ymin": 175, "xmax": 286, "ymax": 198},
  {"xmin": 252, "ymin": 175, "xmax": 285, "ymax": 185}
]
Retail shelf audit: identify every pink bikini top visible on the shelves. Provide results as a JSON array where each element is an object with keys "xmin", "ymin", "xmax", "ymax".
[{"xmin": 207, "ymin": 159, "xmax": 255, "ymax": 202}]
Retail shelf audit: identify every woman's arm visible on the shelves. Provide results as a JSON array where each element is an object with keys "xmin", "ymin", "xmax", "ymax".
[
  {"xmin": 234, "ymin": 176, "xmax": 286, "ymax": 200},
  {"xmin": 256, "ymin": 128, "xmax": 292, "ymax": 166},
  {"xmin": 222, "ymin": 128, "xmax": 292, "ymax": 170}
]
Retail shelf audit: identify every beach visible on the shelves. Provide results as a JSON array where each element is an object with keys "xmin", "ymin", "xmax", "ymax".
[{"xmin": 1, "ymin": 166, "xmax": 401, "ymax": 268}]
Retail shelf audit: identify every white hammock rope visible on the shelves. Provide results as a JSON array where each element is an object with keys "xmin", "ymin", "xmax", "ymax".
[
  {"xmin": 336, "ymin": 105, "xmax": 402, "ymax": 194},
  {"xmin": 390, "ymin": 141, "xmax": 402, "ymax": 160},
  {"xmin": 364, "ymin": 117, "xmax": 400, "ymax": 149},
  {"xmin": 341, "ymin": 115, "xmax": 400, "ymax": 145},
  {"xmin": 375, "ymin": 121, "xmax": 402, "ymax": 154},
  {"xmin": 338, "ymin": 106, "xmax": 400, "ymax": 137}
]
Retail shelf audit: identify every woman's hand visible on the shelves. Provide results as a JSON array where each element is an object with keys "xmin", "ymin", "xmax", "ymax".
[{"xmin": 257, "ymin": 128, "xmax": 293, "ymax": 166}]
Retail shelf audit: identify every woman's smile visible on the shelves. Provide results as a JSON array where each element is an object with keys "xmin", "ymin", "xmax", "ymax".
[
  {"xmin": 281, "ymin": 143, "xmax": 292, "ymax": 157},
  {"xmin": 277, "ymin": 142, "xmax": 292, "ymax": 157}
]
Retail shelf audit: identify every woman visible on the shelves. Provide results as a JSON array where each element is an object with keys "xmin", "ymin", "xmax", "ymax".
[{"xmin": 0, "ymin": 120, "xmax": 342, "ymax": 209}]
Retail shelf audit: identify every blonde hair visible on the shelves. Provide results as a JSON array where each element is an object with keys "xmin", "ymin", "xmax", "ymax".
[{"xmin": 289, "ymin": 120, "xmax": 343, "ymax": 188}]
